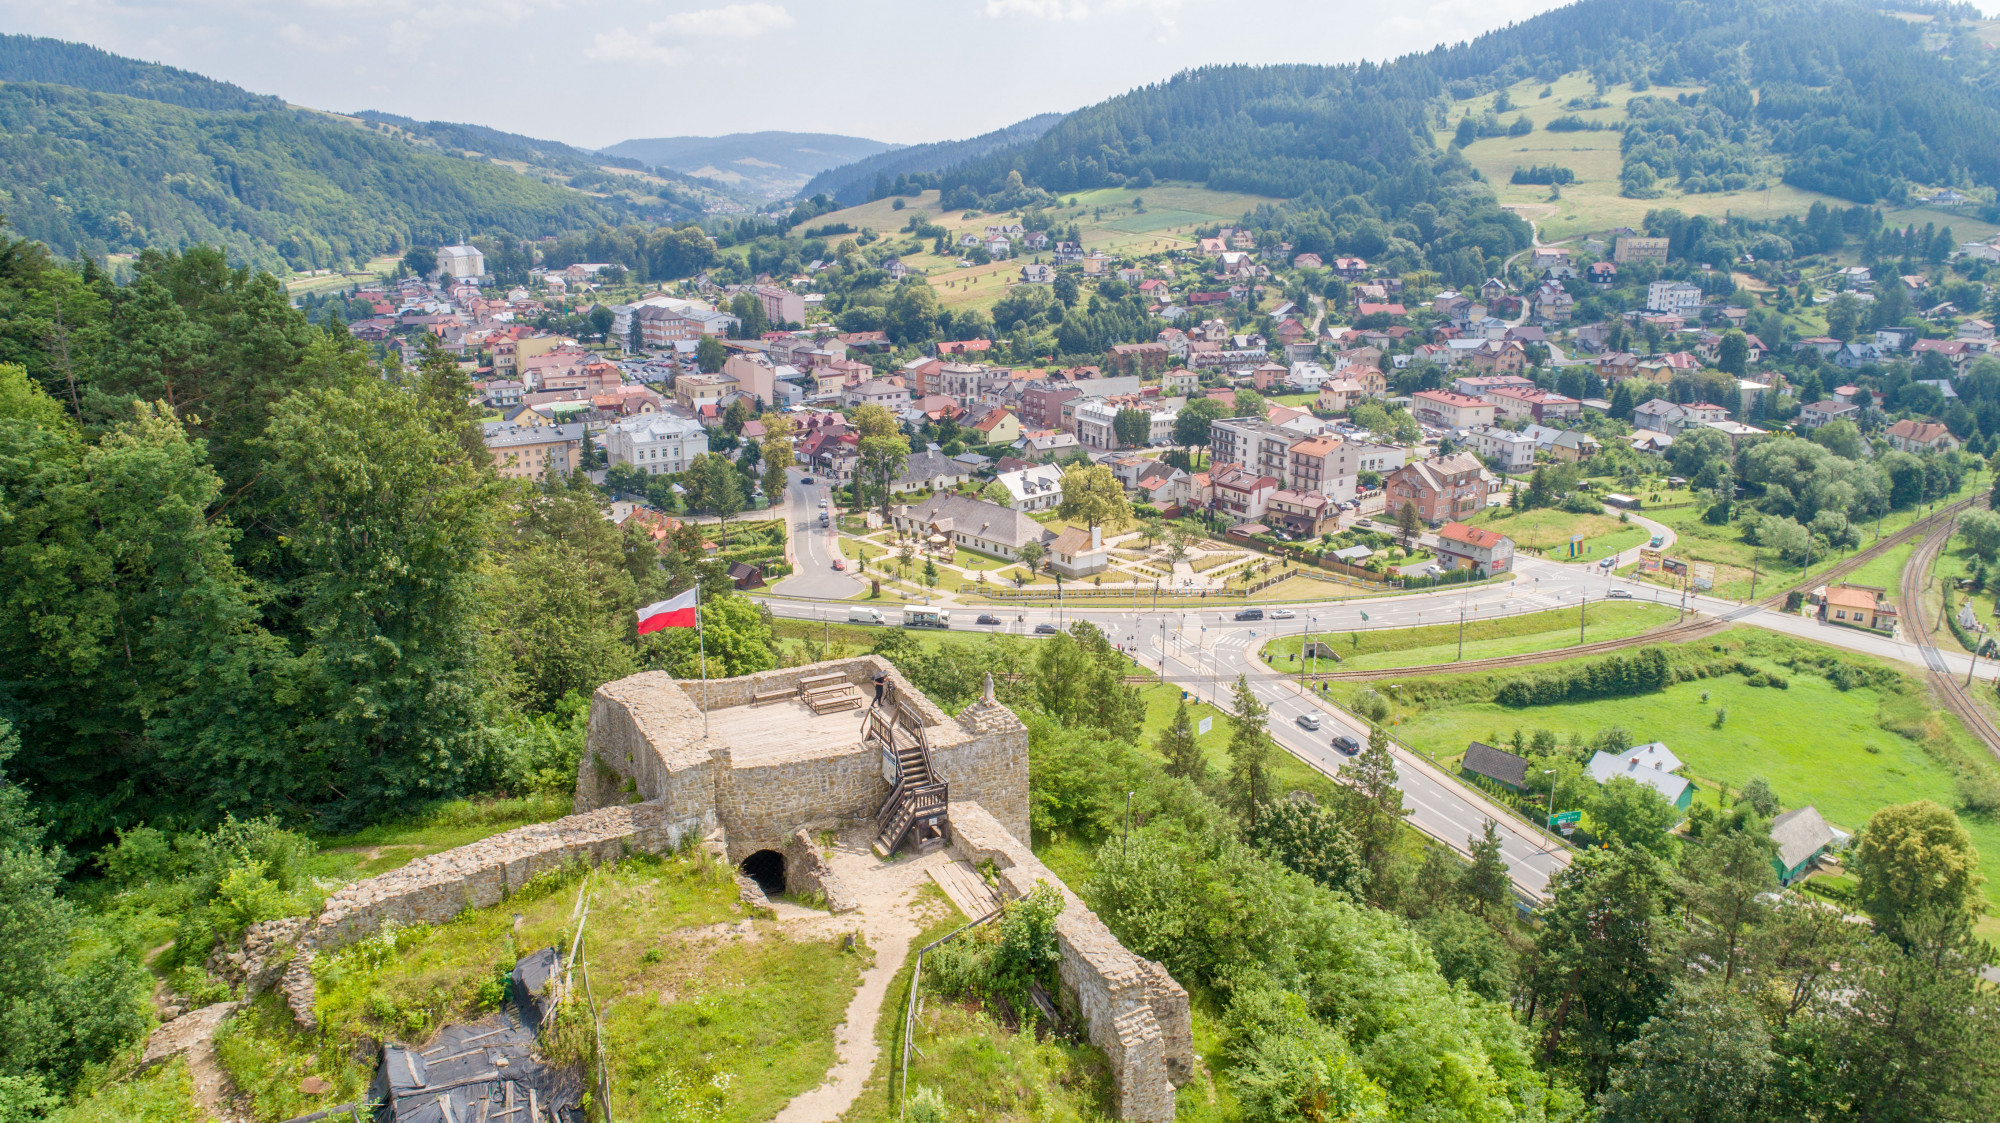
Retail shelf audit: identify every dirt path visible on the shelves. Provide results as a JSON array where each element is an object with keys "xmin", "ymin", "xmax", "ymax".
[
  {"xmin": 143, "ymin": 1003, "xmax": 245, "ymax": 1123},
  {"xmin": 769, "ymin": 833, "xmax": 956, "ymax": 1123}
]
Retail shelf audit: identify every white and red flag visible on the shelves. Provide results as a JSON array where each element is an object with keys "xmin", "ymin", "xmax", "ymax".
[{"xmin": 636, "ymin": 589, "xmax": 699, "ymax": 635}]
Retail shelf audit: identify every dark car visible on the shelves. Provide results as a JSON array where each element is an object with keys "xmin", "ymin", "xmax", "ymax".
[
  {"xmin": 976, "ymin": 613, "xmax": 1002, "ymax": 625},
  {"xmin": 1235, "ymin": 608, "xmax": 1265, "ymax": 621},
  {"xmin": 801, "ymin": 475, "xmax": 815, "ymax": 484},
  {"xmin": 1034, "ymin": 623, "xmax": 1060, "ymax": 635},
  {"xmin": 1332, "ymin": 735, "xmax": 1361, "ymax": 755}
]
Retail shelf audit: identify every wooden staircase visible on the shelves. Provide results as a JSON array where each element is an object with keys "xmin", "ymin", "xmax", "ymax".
[{"xmin": 867, "ymin": 684, "xmax": 949, "ymax": 857}]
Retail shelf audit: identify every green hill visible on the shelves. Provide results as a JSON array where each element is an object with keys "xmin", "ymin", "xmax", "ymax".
[
  {"xmin": 0, "ymin": 35, "xmax": 730, "ymax": 273},
  {"xmin": 949, "ymin": 0, "xmax": 2000, "ymax": 210},
  {"xmin": 0, "ymin": 32, "xmax": 281, "ymax": 112}
]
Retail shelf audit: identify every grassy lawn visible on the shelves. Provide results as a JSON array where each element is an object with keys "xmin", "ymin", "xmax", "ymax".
[
  {"xmin": 1259, "ymin": 602, "xmax": 1677, "ymax": 671},
  {"xmin": 1381, "ymin": 628, "xmax": 2000, "ymax": 915},
  {"xmin": 308, "ymin": 793, "xmax": 574, "ymax": 882},
  {"xmin": 1467, "ymin": 506, "xmax": 1647, "ymax": 562},
  {"xmin": 218, "ymin": 851, "xmax": 861, "ymax": 1123},
  {"xmin": 1843, "ymin": 540, "xmax": 1917, "ymax": 593},
  {"xmin": 1626, "ymin": 473, "xmax": 1983, "ymax": 600}
]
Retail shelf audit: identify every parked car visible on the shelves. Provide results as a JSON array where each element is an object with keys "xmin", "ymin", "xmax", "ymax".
[
  {"xmin": 1608, "ymin": 589, "xmax": 1634, "ymax": 599},
  {"xmin": 1235, "ymin": 608, "xmax": 1265, "ymax": 621},
  {"xmin": 819, "ymin": 512, "xmax": 829, "ymax": 526},
  {"xmin": 1034, "ymin": 622, "xmax": 1060, "ymax": 635},
  {"xmin": 975, "ymin": 613, "xmax": 1002, "ymax": 625},
  {"xmin": 1270, "ymin": 608, "xmax": 1296, "ymax": 620},
  {"xmin": 1296, "ymin": 713, "xmax": 1322, "ymax": 731},
  {"xmin": 1333, "ymin": 735, "xmax": 1361, "ymax": 755}
]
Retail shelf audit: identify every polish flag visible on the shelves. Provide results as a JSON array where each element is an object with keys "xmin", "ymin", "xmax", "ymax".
[{"xmin": 636, "ymin": 589, "xmax": 700, "ymax": 635}]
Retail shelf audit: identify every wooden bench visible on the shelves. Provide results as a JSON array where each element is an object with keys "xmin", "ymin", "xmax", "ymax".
[
  {"xmin": 751, "ymin": 687, "xmax": 793, "ymax": 706},
  {"xmin": 803, "ymin": 685, "xmax": 864, "ymax": 714}
]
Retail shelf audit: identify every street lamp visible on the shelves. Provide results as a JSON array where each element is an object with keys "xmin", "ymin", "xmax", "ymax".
[{"xmin": 1545, "ymin": 768, "xmax": 1558, "ymax": 834}]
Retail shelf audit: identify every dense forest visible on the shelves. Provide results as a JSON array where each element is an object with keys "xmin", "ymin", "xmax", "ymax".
[
  {"xmin": 0, "ymin": 33, "xmax": 281, "ymax": 113},
  {"xmin": 0, "ymin": 36, "xmax": 723, "ymax": 273},
  {"xmin": 800, "ymin": 112, "xmax": 1066, "ymax": 206},
  {"xmin": 948, "ymin": 0, "xmax": 2000, "ymax": 211}
]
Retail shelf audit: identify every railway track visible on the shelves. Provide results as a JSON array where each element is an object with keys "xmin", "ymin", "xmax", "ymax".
[
  {"xmin": 1899, "ymin": 504, "xmax": 2000, "ymax": 762},
  {"xmin": 1291, "ymin": 616, "xmax": 1732, "ymax": 682},
  {"xmin": 1757, "ymin": 495, "xmax": 1978, "ymax": 609}
]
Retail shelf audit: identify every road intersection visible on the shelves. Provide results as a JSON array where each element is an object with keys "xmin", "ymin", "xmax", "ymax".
[{"xmin": 754, "ymin": 489, "xmax": 1996, "ymax": 902}]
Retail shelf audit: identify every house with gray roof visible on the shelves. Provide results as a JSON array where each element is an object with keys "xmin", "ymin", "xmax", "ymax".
[
  {"xmin": 888, "ymin": 493, "xmax": 1050, "ymax": 562},
  {"xmin": 1461, "ymin": 742, "xmax": 1530, "ymax": 791},
  {"xmin": 1586, "ymin": 743, "xmax": 1692, "ymax": 810},
  {"xmin": 890, "ymin": 449, "xmax": 970, "ymax": 495},
  {"xmin": 1770, "ymin": 805, "xmax": 1840, "ymax": 884}
]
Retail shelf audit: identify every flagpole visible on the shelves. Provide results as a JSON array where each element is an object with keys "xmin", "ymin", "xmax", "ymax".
[{"xmin": 697, "ymin": 588, "xmax": 710, "ymax": 738}]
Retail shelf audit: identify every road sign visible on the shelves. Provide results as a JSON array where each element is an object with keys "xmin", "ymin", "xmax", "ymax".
[
  {"xmin": 1548, "ymin": 810, "xmax": 1582, "ymax": 827},
  {"xmin": 1197, "ymin": 717, "xmax": 1213, "ymax": 736}
]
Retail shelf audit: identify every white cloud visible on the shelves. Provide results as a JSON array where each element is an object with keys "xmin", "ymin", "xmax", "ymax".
[
  {"xmin": 983, "ymin": 0, "xmax": 1088, "ymax": 20},
  {"xmin": 654, "ymin": 3, "xmax": 794, "ymax": 37},
  {"xmin": 585, "ymin": 26, "xmax": 687, "ymax": 63},
  {"xmin": 587, "ymin": 3, "xmax": 792, "ymax": 64}
]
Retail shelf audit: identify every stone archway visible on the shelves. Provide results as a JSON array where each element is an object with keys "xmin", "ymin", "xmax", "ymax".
[{"xmin": 739, "ymin": 849, "xmax": 786, "ymax": 896}]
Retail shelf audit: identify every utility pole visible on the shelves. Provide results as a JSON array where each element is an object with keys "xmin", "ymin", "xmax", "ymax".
[
  {"xmin": 1968, "ymin": 638, "xmax": 1983, "ymax": 688},
  {"xmin": 1580, "ymin": 591, "xmax": 1587, "ymax": 642}
]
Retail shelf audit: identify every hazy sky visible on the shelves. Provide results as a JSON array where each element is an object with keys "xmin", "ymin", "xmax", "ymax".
[{"xmin": 0, "ymin": 0, "xmax": 1723, "ymax": 148}]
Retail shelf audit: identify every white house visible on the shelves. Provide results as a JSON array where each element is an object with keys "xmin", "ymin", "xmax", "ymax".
[
  {"xmin": 605, "ymin": 413, "xmax": 708, "ymax": 476},
  {"xmin": 992, "ymin": 464, "xmax": 1064, "ymax": 510}
]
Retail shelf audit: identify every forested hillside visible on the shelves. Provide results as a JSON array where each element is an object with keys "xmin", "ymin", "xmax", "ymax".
[
  {"xmin": 0, "ymin": 33, "xmax": 280, "ymax": 112},
  {"xmin": 801, "ymin": 113, "xmax": 1065, "ymax": 206},
  {"xmin": 0, "ymin": 37, "xmax": 729, "ymax": 272},
  {"xmin": 950, "ymin": 0, "xmax": 2000, "ymax": 207}
]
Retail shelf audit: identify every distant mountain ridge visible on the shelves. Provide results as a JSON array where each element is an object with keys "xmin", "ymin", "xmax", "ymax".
[
  {"xmin": 801, "ymin": 113, "xmax": 1066, "ymax": 206},
  {"xmin": 597, "ymin": 131, "xmax": 901, "ymax": 198}
]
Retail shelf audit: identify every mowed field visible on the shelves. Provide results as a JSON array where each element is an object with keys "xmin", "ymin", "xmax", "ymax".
[
  {"xmin": 790, "ymin": 183, "xmax": 1282, "ymax": 314},
  {"xmin": 1438, "ymin": 73, "xmax": 1849, "ymax": 241}
]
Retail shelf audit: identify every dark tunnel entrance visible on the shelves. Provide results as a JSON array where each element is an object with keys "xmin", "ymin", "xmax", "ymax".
[{"xmin": 740, "ymin": 849, "xmax": 786, "ymax": 896}]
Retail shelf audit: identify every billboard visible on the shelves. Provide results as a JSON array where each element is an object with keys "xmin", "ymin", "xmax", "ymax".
[
  {"xmin": 1638, "ymin": 548, "xmax": 1662, "ymax": 571},
  {"xmin": 1690, "ymin": 562, "xmax": 1715, "ymax": 591}
]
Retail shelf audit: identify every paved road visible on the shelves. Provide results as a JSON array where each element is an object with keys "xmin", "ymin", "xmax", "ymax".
[
  {"xmin": 769, "ymin": 469, "xmax": 862, "ymax": 600},
  {"xmin": 755, "ymin": 525, "xmax": 2000, "ymax": 901}
]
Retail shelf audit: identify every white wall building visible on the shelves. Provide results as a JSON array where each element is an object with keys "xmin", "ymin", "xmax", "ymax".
[
  {"xmin": 436, "ymin": 244, "xmax": 485, "ymax": 281},
  {"xmin": 605, "ymin": 413, "xmax": 709, "ymax": 476},
  {"xmin": 1646, "ymin": 280, "xmax": 1703, "ymax": 317},
  {"xmin": 993, "ymin": 464, "xmax": 1065, "ymax": 510}
]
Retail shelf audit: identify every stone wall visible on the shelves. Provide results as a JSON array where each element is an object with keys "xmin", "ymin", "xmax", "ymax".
[
  {"xmin": 948, "ymin": 802, "xmax": 1192, "ymax": 1123},
  {"xmin": 278, "ymin": 802, "xmax": 690, "ymax": 1029},
  {"xmin": 577, "ymin": 670, "xmax": 721, "ymax": 825}
]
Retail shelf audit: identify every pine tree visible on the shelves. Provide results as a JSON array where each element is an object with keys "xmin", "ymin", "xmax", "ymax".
[
  {"xmin": 1459, "ymin": 820, "xmax": 1511, "ymax": 918},
  {"xmin": 1339, "ymin": 723, "xmax": 1409, "ymax": 896},
  {"xmin": 1225, "ymin": 675, "xmax": 1273, "ymax": 817},
  {"xmin": 1156, "ymin": 699, "xmax": 1205, "ymax": 780}
]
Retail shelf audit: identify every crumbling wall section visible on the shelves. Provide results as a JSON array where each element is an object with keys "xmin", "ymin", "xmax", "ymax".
[
  {"xmin": 577, "ymin": 670, "xmax": 719, "ymax": 819},
  {"xmin": 948, "ymin": 801, "xmax": 1192, "ymax": 1122},
  {"xmin": 279, "ymin": 802, "xmax": 689, "ymax": 1029}
]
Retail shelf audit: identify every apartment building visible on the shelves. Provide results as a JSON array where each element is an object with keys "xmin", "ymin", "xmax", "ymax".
[
  {"xmin": 1385, "ymin": 452, "xmax": 1487, "ymax": 524},
  {"xmin": 1286, "ymin": 435, "xmax": 1358, "ymax": 502},
  {"xmin": 1209, "ymin": 417, "xmax": 1302, "ymax": 485}
]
